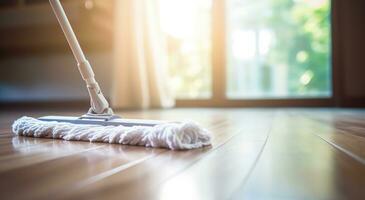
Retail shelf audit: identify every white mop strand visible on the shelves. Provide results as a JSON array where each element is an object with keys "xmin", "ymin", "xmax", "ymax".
[{"xmin": 12, "ymin": 116, "xmax": 212, "ymax": 150}]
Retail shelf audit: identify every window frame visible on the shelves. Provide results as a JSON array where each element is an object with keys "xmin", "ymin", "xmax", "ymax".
[{"xmin": 175, "ymin": 0, "xmax": 339, "ymax": 107}]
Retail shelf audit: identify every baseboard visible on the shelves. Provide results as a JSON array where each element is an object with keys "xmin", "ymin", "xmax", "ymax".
[
  {"xmin": 0, "ymin": 100, "xmax": 90, "ymax": 111},
  {"xmin": 340, "ymin": 97, "xmax": 365, "ymax": 107}
]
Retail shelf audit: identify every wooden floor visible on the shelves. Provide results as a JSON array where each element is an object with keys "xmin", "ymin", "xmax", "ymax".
[{"xmin": 0, "ymin": 108, "xmax": 364, "ymax": 200}]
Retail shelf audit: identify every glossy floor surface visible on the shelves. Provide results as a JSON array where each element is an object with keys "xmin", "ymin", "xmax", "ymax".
[{"xmin": 0, "ymin": 108, "xmax": 364, "ymax": 200}]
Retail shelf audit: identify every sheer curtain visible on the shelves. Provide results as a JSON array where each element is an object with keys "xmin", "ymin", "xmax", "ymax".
[{"xmin": 111, "ymin": 0, "xmax": 174, "ymax": 109}]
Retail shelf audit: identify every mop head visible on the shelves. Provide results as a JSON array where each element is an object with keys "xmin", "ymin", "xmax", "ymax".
[{"xmin": 12, "ymin": 116, "xmax": 212, "ymax": 150}]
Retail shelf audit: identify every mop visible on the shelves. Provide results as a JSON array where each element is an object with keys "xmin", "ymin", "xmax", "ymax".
[{"xmin": 11, "ymin": 0, "xmax": 211, "ymax": 150}]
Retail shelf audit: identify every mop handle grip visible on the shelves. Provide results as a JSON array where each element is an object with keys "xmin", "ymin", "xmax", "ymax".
[{"xmin": 49, "ymin": 0, "xmax": 111, "ymax": 114}]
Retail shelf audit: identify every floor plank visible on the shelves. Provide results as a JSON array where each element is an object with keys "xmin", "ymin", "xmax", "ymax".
[
  {"xmin": 0, "ymin": 108, "xmax": 364, "ymax": 200},
  {"xmin": 302, "ymin": 110, "xmax": 365, "ymax": 163},
  {"xmin": 232, "ymin": 112, "xmax": 365, "ymax": 200},
  {"xmin": 58, "ymin": 110, "xmax": 274, "ymax": 200}
]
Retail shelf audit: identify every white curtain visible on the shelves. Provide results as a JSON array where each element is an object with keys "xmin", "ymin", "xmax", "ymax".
[{"xmin": 111, "ymin": 0, "xmax": 174, "ymax": 109}]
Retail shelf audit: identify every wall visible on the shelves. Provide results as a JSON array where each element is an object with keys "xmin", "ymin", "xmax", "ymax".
[
  {"xmin": 0, "ymin": 52, "xmax": 112, "ymax": 102},
  {"xmin": 332, "ymin": 0, "xmax": 365, "ymax": 107},
  {"xmin": 0, "ymin": 0, "xmax": 113, "ymax": 104},
  {"xmin": 336, "ymin": 0, "xmax": 365, "ymax": 106}
]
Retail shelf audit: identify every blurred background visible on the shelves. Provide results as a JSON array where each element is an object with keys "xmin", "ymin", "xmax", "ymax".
[
  {"xmin": 0, "ymin": 0, "xmax": 364, "ymax": 109},
  {"xmin": 0, "ymin": 0, "xmax": 113, "ymax": 104}
]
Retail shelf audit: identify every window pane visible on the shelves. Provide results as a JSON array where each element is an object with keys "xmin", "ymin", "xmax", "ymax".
[
  {"xmin": 159, "ymin": 0, "xmax": 212, "ymax": 99},
  {"xmin": 226, "ymin": 0, "xmax": 331, "ymax": 98}
]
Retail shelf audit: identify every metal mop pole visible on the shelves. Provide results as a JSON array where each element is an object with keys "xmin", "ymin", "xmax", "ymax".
[{"xmin": 49, "ymin": 0, "xmax": 112, "ymax": 115}]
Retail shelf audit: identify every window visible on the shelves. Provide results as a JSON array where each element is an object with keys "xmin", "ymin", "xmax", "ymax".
[
  {"xmin": 159, "ymin": 0, "xmax": 332, "ymax": 104},
  {"xmin": 159, "ymin": 0, "xmax": 212, "ymax": 99},
  {"xmin": 227, "ymin": 0, "xmax": 331, "ymax": 98}
]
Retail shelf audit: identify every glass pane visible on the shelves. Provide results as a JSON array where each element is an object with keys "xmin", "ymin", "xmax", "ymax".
[
  {"xmin": 159, "ymin": 0, "xmax": 212, "ymax": 99},
  {"xmin": 226, "ymin": 0, "xmax": 331, "ymax": 98}
]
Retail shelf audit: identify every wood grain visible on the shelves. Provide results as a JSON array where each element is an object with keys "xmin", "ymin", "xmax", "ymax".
[{"xmin": 0, "ymin": 108, "xmax": 364, "ymax": 200}]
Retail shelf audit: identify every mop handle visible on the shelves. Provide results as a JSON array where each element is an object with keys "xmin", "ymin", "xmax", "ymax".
[
  {"xmin": 49, "ymin": 0, "xmax": 86, "ymax": 66},
  {"xmin": 49, "ymin": 0, "xmax": 111, "ymax": 115}
]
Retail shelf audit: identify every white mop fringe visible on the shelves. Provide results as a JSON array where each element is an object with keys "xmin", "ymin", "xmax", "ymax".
[{"xmin": 12, "ymin": 116, "xmax": 212, "ymax": 150}]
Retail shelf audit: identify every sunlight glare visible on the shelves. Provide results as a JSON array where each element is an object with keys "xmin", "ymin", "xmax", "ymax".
[
  {"xmin": 159, "ymin": 0, "xmax": 195, "ymax": 38},
  {"xmin": 232, "ymin": 30, "xmax": 256, "ymax": 61},
  {"xmin": 159, "ymin": 174, "xmax": 200, "ymax": 200}
]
